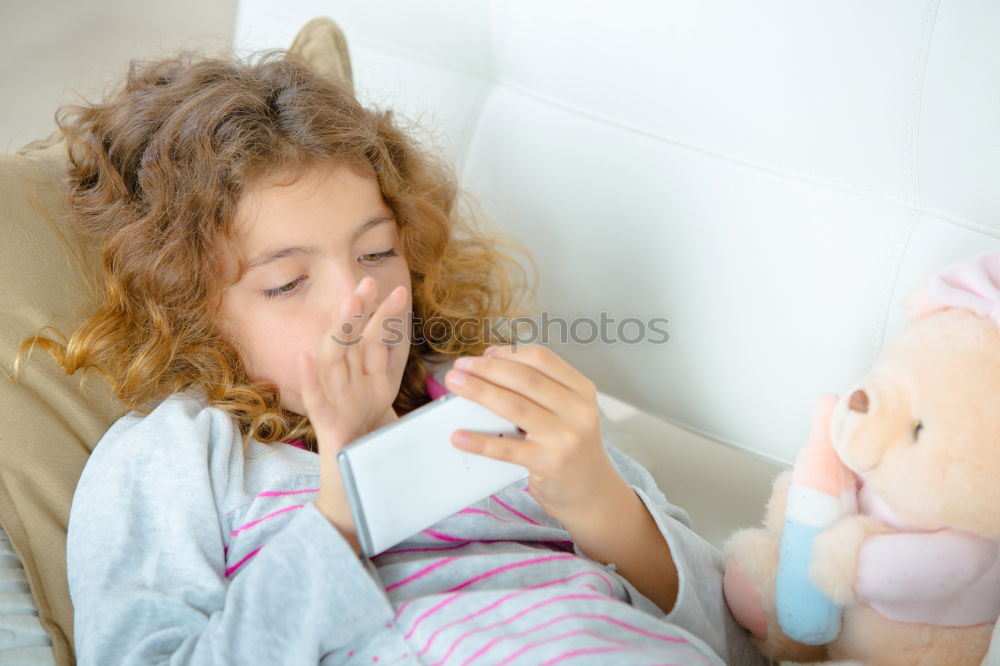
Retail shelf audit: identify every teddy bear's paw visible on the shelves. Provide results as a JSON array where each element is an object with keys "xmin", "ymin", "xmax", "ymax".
[
  {"xmin": 723, "ymin": 557, "xmax": 768, "ymax": 639},
  {"xmin": 723, "ymin": 528, "xmax": 780, "ymax": 592},
  {"xmin": 810, "ymin": 515, "xmax": 884, "ymax": 605},
  {"xmin": 723, "ymin": 528, "xmax": 780, "ymax": 638}
]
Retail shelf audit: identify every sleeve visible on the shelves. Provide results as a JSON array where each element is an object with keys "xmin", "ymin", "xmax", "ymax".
[
  {"xmin": 597, "ymin": 437, "xmax": 772, "ymax": 666},
  {"xmin": 67, "ymin": 394, "xmax": 396, "ymax": 666}
]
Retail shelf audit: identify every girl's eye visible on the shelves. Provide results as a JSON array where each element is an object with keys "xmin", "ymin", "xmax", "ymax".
[
  {"xmin": 360, "ymin": 248, "xmax": 398, "ymax": 264},
  {"xmin": 259, "ymin": 249, "xmax": 396, "ymax": 300},
  {"xmin": 262, "ymin": 276, "xmax": 305, "ymax": 300}
]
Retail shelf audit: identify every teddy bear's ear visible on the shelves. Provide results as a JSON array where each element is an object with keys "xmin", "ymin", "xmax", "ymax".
[
  {"xmin": 905, "ymin": 279, "xmax": 951, "ymax": 322},
  {"xmin": 909, "ymin": 249, "xmax": 1000, "ymax": 325}
]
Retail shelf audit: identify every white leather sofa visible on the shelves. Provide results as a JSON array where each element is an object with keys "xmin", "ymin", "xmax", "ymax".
[
  {"xmin": 231, "ymin": 0, "xmax": 1000, "ymax": 545},
  {"xmin": 4, "ymin": 2, "xmax": 999, "ymax": 664},
  {"xmin": 231, "ymin": 1, "xmax": 1000, "ymax": 663}
]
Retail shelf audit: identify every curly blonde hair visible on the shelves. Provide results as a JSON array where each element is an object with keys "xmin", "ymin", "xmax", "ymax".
[{"xmin": 16, "ymin": 49, "xmax": 536, "ymax": 449}]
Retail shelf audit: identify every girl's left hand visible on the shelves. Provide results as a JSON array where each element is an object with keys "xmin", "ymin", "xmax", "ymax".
[{"xmin": 444, "ymin": 343, "xmax": 621, "ymax": 522}]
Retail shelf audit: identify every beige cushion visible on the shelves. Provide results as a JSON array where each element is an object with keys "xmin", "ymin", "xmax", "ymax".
[{"xmin": 0, "ymin": 17, "xmax": 353, "ymax": 664}]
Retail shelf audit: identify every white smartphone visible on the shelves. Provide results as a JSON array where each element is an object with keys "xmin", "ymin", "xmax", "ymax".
[{"xmin": 337, "ymin": 393, "xmax": 530, "ymax": 557}]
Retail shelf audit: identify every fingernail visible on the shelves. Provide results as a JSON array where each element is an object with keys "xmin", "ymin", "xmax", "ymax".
[
  {"xmin": 483, "ymin": 346, "xmax": 497, "ymax": 357},
  {"xmin": 447, "ymin": 370, "xmax": 466, "ymax": 385},
  {"xmin": 454, "ymin": 357, "xmax": 472, "ymax": 370},
  {"xmin": 453, "ymin": 432, "xmax": 470, "ymax": 447}
]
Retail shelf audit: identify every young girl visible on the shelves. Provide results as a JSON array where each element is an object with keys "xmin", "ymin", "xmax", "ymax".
[{"xmin": 23, "ymin": 49, "xmax": 766, "ymax": 665}]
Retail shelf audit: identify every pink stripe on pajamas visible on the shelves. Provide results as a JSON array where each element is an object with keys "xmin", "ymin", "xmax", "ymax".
[
  {"xmin": 540, "ymin": 646, "xmax": 632, "ymax": 665},
  {"xmin": 257, "ymin": 488, "xmax": 319, "ymax": 498},
  {"xmin": 445, "ymin": 554, "xmax": 578, "ymax": 593},
  {"xmin": 458, "ymin": 507, "xmax": 514, "ymax": 522},
  {"xmin": 395, "ymin": 532, "xmax": 574, "ymax": 555},
  {"xmin": 423, "ymin": 528, "xmax": 572, "ymax": 549},
  {"xmin": 526, "ymin": 570, "xmax": 615, "ymax": 596},
  {"xmin": 488, "ymin": 629, "xmax": 636, "ymax": 666},
  {"xmin": 400, "ymin": 570, "xmax": 615, "ymax": 643},
  {"xmin": 393, "ymin": 600, "xmax": 413, "ymax": 622},
  {"xmin": 225, "ymin": 546, "xmax": 262, "ymax": 577},
  {"xmin": 378, "ymin": 543, "xmax": 472, "ymax": 559},
  {"xmin": 378, "ymin": 540, "xmax": 574, "ymax": 558},
  {"xmin": 423, "ymin": 529, "xmax": 478, "ymax": 543},
  {"xmin": 403, "ymin": 593, "xmax": 462, "ymax": 638},
  {"xmin": 465, "ymin": 613, "xmax": 692, "ymax": 666},
  {"xmin": 430, "ymin": 604, "xmax": 688, "ymax": 665},
  {"xmin": 231, "ymin": 504, "xmax": 303, "ymax": 537},
  {"xmin": 491, "ymin": 495, "xmax": 541, "ymax": 526},
  {"xmin": 384, "ymin": 557, "xmax": 457, "ymax": 592},
  {"xmin": 419, "ymin": 593, "xmax": 606, "ymax": 658}
]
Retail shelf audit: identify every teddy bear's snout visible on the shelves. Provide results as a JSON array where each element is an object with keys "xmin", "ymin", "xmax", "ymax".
[{"xmin": 848, "ymin": 389, "xmax": 869, "ymax": 414}]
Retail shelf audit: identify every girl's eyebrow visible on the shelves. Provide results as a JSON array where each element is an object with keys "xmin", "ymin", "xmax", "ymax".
[
  {"xmin": 247, "ymin": 216, "xmax": 394, "ymax": 269},
  {"xmin": 247, "ymin": 245, "xmax": 319, "ymax": 269},
  {"xmin": 351, "ymin": 216, "xmax": 394, "ymax": 242}
]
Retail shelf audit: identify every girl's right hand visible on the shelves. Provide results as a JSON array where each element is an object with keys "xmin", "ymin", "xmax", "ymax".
[{"xmin": 297, "ymin": 276, "xmax": 409, "ymax": 549}]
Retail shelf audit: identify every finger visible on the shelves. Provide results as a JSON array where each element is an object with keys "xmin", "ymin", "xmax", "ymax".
[
  {"xmin": 485, "ymin": 344, "xmax": 594, "ymax": 398},
  {"xmin": 444, "ymin": 368, "xmax": 562, "ymax": 436},
  {"xmin": 361, "ymin": 285, "xmax": 408, "ymax": 375},
  {"xmin": 329, "ymin": 288, "xmax": 365, "ymax": 347},
  {"xmin": 298, "ymin": 353, "xmax": 320, "ymax": 413},
  {"xmin": 318, "ymin": 296, "xmax": 359, "ymax": 396},
  {"xmin": 298, "ymin": 352, "xmax": 340, "ymax": 430},
  {"xmin": 452, "ymin": 429, "xmax": 533, "ymax": 469},
  {"xmin": 359, "ymin": 289, "xmax": 392, "ymax": 377},
  {"xmin": 341, "ymin": 278, "xmax": 374, "ymax": 379},
  {"xmin": 449, "ymin": 354, "xmax": 578, "ymax": 416},
  {"xmin": 299, "ymin": 353, "xmax": 323, "ymax": 417},
  {"xmin": 352, "ymin": 275, "xmax": 376, "ymax": 329}
]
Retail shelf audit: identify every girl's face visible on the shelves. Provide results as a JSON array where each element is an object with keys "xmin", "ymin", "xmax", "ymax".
[{"xmin": 219, "ymin": 162, "xmax": 413, "ymax": 417}]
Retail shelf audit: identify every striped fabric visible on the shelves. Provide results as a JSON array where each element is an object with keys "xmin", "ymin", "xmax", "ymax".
[
  {"xmin": 0, "ymin": 525, "xmax": 55, "ymax": 664},
  {"xmin": 213, "ymin": 465, "xmax": 725, "ymax": 665},
  {"xmin": 67, "ymin": 390, "xmax": 764, "ymax": 665}
]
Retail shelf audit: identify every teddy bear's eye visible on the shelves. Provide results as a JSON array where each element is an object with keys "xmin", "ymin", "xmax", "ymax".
[{"xmin": 913, "ymin": 421, "xmax": 923, "ymax": 440}]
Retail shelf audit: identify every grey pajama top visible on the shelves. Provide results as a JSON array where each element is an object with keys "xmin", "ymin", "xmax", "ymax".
[{"xmin": 67, "ymin": 390, "xmax": 766, "ymax": 665}]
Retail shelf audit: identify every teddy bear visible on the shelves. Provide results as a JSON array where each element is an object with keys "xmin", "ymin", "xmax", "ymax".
[{"xmin": 722, "ymin": 249, "xmax": 1000, "ymax": 666}]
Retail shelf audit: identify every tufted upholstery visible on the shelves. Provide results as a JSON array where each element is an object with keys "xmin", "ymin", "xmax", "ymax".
[{"xmin": 233, "ymin": 0, "xmax": 1000, "ymax": 467}]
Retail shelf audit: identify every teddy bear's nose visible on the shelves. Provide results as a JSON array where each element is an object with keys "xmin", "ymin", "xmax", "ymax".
[{"xmin": 849, "ymin": 389, "xmax": 869, "ymax": 414}]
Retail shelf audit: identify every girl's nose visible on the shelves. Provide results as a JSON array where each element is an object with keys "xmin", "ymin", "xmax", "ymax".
[{"xmin": 335, "ymin": 266, "xmax": 367, "ymax": 299}]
